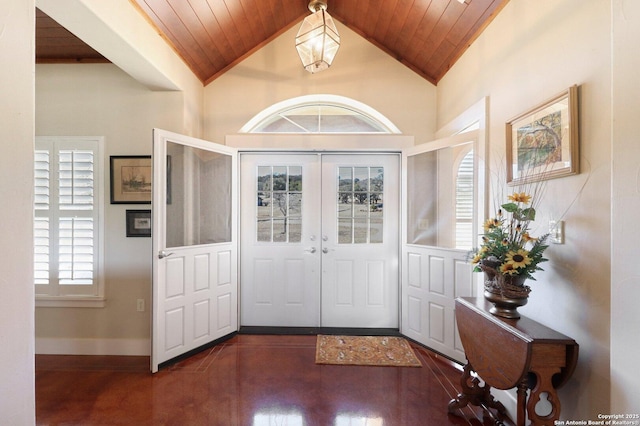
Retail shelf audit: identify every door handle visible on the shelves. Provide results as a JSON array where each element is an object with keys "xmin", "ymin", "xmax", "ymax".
[
  {"xmin": 158, "ymin": 250, "xmax": 174, "ymax": 259},
  {"xmin": 322, "ymin": 247, "xmax": 329, "ymax": 254},
  {"xmin": 305, "ymin": 247, "xmax": 317, "ymax": 254}
]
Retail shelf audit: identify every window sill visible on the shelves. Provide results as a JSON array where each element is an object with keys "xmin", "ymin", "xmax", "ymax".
[{"xmin": 36, "ymin": 297, "xmax": 106, "ymax": 308}]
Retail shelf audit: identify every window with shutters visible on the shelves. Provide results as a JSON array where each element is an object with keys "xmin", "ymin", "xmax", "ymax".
[
  {"xmin": 34, "ymin": 137, "xmax": 104, "ymax": 307},
  {"xmin": 455, "ymin": 150, "xmax": 474, "ymax": 250}
]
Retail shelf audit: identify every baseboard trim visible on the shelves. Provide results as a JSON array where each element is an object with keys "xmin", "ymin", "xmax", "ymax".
[
  {"xmin": 238, "ymin": 326, "xmax": 401, "ymax": 336},
  {"xmin": 36, "ymin": 337, "xmax": 150, "ymax": 356}
]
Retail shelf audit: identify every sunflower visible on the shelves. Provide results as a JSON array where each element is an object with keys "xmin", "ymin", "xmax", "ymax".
[
  {"xmin": 499, "ymin": 262, "xmax": 519, "ymax": 276},
  {"xmin": 504, "ymin": 249, "xmax": 532, "ymax": 269},
  {"xmin": 508, "ymin": 192, "xmax": 532, "ymax": 204},
  {"xmin": 522, "ymin": 232, "xmax": 538, "ymax": 243},
  {"xmin": 483, "ymin": 218, "xmax": 500, "ymax": 231}
]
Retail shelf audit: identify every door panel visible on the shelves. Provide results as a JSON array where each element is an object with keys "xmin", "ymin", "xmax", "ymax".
[
  {"xmin": 240, "ymin": 154, "xmax": 321, "ymax": 327},
  {"xmin": 321, "ymin": 155, "xmax": 399, "ymax": 328},
  {"xmin": 401, "ymin": 132, "xmax": 479, "ymax": 363},
  {"xmin": 152, "ymin": 129, "xmax": 237, "ymax": 372}
]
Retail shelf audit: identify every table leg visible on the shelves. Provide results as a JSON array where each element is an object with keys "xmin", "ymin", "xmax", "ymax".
[
  {"xmin": 527, "ymin": 367, "xmax": 562, "ymax": 425},
  {"xmin": 448, "ymin": 362, "xmax": 508, "ymax": 422}
]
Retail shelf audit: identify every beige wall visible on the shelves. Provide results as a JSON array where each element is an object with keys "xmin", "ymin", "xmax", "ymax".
[
  {"xmin": 35, "ymin": 64, "xmax": 184, "ymax": 351},
  {"xmin": 37, "ymin": 0, "xmax": 205, "ymax": 137},
  {"xmin": 204, "ymin": 22, "xmax": 437, "ymax": 145},
  {"xmin": 0, "ymin": 0, "xmax": 36, "ymax": 423},
  {"xmin": 438, "ymin": 0, "xmax": 614, "ymax": 417},
  {"xmin": 611, "ymin": 0, "xmax": 640, "ymax": 413}
]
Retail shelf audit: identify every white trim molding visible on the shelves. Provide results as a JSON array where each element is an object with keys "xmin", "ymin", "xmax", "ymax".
[{"xmin": 36, "ymin": 338, "xmax": 150, "ymax": 356}]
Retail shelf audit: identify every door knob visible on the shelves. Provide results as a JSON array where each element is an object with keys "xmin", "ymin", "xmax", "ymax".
[
  {"xmin": 306, "ymin": 247, "xmax": 317, "ymax": 254},
  {"xmin": 158, "ymin": 250, "xmax": 174, "ymax": 259},
  {"xmin": 322, "ymin": 247, "xmax": 329, "ymax": 254}
]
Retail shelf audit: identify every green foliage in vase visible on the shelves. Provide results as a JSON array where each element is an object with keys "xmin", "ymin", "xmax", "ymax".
[{"xmin": 470, "ymin": 192, "xmax": 549, "ymax": 280}]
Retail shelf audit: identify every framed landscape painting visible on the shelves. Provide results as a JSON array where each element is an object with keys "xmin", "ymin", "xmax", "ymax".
[
  {"xmin": 506, "ymin": 85, "xmax": 579, "ymax": 185},
  {"xmin": 110, "ymin": 156, "xmax": 152, "ymax": 204}
]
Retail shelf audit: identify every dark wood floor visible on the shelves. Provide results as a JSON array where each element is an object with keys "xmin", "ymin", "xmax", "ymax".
[{"xmin": 36, "ymin": 334, "xmax": 511, "ymax": 425}]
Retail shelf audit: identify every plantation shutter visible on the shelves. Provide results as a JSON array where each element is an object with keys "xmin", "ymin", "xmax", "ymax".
[
  {"xmin": 35, "ymin": 138, "xmax": 101, "ymax": 298},
  {"xmin": 455, "ymin": 150, "xmax": 474, "ymax": 250},
  {"xmin": 34, "ymin": 150, "xmax": 51, "ymax": 285}
]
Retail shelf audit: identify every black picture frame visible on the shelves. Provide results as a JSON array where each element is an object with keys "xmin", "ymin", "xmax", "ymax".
[
  {"xmin": 126, "ymin": 209, "xmax": 151, "ymax": 237},
  {"xmin": 110, "ymin": 156, "xmax": 152, "ymax": 204}
]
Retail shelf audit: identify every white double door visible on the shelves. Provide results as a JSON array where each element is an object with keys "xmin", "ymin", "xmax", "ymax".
[{"xmin": 240, "ymin": 153, "xmax": 400, "ymax": 328}]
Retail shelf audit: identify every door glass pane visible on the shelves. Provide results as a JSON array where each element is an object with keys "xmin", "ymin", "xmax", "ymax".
[
  {"xmin": 407, "ymin": 142, "xmax": 474, "ymax": 249},
  {"xmin": 165, "ymin": 141, "xmax": 232, "ymax": 248},
  {"xmin": 370, "ymin": 219, "xmax": 383, "ymax": 243},
  {"xmin": 353, "ymin": 218, "xmax": 368, "ymax": 243},
  {"xmin": 353, "ymin": 167, "xmax": 368, "ymax": 191},
  {"xmin": 256, "ymin": 165, "xmax": 303, "ymax": 243},
  {"xmin": 338, "ymin": 192, "xmax": 352, "ymax": 217},
  {"xmin": 338, "ymin": 167, "xmax": 353, "ymax": 191},
  {"xmin": 338, "ymin": 218, "xmax": 352, "ymax": 244},
  {"xmin": 335, "ymin": 166, "xmax": 384, "ymax": 244}
]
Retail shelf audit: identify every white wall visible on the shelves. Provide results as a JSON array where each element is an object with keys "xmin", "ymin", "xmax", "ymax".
[
  {"xmin": 35, "ymin": 64, "xmax": 184, "ymax": 354},
  {"xmin": 0, "ymin": 0, "xmax": 36, "ymax": 423},
  {"xmin": 204, "ymin": 22, "xmax": 438, "ymax": 145},
  {"xmin": 611, "ymin": 0, "xmax": 640, "ymax": 413},
  {"xmin": 437, "ymin": 0, "xmax": 613, "ymax": 418}
]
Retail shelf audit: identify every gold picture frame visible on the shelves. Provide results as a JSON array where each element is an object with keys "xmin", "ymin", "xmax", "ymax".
[{"xmin": 506, "ymin": 85, "xmax": 579, "ymax": 185}]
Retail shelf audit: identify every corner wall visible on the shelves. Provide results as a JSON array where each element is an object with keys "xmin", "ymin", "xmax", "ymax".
[
  {"xmin": 437, "ymin": 0, "xmax": 613, "ymax": 418},
  {"xmin": 611, "ymin": 0, "xmax": 640, "ymax": 413},
  {"xmin": 0, "ymin": 0, "xmax": 36, "ymax": 423}
]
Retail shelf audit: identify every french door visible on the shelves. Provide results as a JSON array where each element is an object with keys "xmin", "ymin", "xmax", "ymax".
[
  {"xmin": 240, "ymin": 153, "xmax": 400, "ymax": 328},
  {"xmin": 151, "ymin": 129, "xmax": 238, "ymax": 372},
  {"xmin": 401, "ymin": 131, "xmax": 481, "ymax": 363}
]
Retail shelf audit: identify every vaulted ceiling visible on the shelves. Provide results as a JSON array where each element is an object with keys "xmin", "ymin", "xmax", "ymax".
[{"xmin": 36, "ymin": 0, "xmax": 509, "ymax": 86}]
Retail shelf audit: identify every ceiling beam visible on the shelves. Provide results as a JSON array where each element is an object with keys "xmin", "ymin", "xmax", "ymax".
[{"xmin": 36, "ymin": 0, "xmax": 188, "ymax": 91}]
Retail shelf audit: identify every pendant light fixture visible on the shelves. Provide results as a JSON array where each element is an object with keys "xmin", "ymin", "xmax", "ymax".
[{"xmin": 295, "ymin": 0, "xmax": 340, "ymax": 73}]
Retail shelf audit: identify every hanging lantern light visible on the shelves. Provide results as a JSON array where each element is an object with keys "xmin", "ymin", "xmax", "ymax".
[{"xmin": 295, "ymin": 0, "xmax": 340, "ymax": 73}]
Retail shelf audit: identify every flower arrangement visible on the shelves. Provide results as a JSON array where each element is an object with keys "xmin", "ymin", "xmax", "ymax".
[{"xmin": 471, "ymin": 191, "xmax": 550, "ymax": 282}]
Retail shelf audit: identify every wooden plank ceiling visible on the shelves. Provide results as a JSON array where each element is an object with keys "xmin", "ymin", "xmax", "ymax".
[{"xmin": 36, "ymin": 0, "xmax": 509, "ymax": 85}]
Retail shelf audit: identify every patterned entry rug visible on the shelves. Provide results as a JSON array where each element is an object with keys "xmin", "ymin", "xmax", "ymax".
[{"xmin": 315, "ymin": 335, "xmax": 422, "ymax": 367}]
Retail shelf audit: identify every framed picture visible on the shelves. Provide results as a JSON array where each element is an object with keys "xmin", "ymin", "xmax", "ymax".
[
  {"xmin": 506, "ymin": 85, "xmax": 579, "ymax": 185},
  {"xmin": 110, "ymin": 156, "xmax": 152, "ymax": 204},
  {"xmin": 126, "ymin": 210, "xmax": 151, "ymax": 237}
]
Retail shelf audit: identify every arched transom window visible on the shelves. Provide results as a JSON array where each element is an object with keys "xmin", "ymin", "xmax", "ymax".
[{"xmin": 240, "ymin": 95, "xmax": 401, "ymax": 134}]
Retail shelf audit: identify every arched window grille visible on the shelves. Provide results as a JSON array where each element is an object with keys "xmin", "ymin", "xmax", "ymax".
[{"xmin": 240, "ymin": 95, "xmax": 400, "ymax": 134}]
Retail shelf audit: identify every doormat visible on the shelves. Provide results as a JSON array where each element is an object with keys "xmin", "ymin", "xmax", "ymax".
[{"xmin": 315, "ymin": 335, "xmax": 422, "ymax": 367}]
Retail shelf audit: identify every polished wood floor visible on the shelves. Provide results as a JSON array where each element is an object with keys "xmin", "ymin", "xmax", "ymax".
[{"xmin": 36, "ymin": 334, "xmax": 511, "ymax": 425}]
